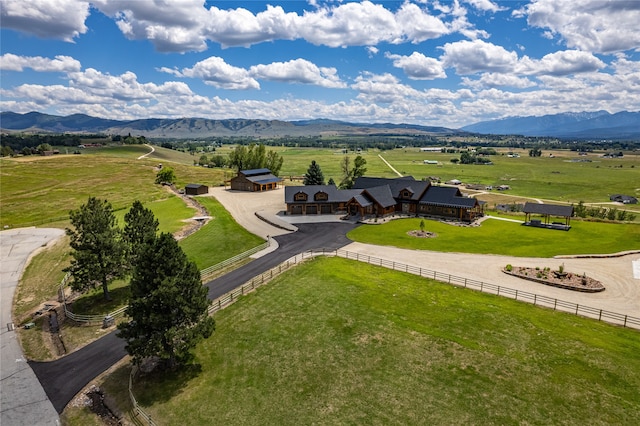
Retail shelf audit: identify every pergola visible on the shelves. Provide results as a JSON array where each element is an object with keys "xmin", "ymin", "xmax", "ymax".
[{"xmin": 523, "ymin": 202, "xmax": 574, "ymax": 230}]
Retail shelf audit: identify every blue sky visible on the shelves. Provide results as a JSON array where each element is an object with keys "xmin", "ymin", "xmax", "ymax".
[{"xmin": 1, "ymin": 0, "xmax": 639, "ymax": 128}]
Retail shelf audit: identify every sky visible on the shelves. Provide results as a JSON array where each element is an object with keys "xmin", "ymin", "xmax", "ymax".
[{"xmin": 1, "ymin": 0, "xmax": 640, "ymax": 129}]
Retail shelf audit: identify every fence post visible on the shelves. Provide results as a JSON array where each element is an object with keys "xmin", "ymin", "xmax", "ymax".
[
  {"xmin": 534, "ymin": 294, "xmax": 537, "ymax": 305},
  {"xmin": 624, "ymin": 315, "xmax": 628, "ymax": 327},
  {"xmin": 575, "ymin": 304, "xmax": 579, "ymax": 315},
  {"xmin": 554, "ymin": 299, "xmax": 557, "ymax": 310},
  {"xmin": 480, "ymin": 282, "xmax": 483, "ymax": 291},
  {"xmin": 497, "ymin": 286, "xmax": 500, "ymax": 296},
  {"xmin": 599, "ymin": 310, "xmax": 602, "ymax": 321},
  {"xmin": 464, "ymin": 278, "xmax": 467, "ymax": 288}
]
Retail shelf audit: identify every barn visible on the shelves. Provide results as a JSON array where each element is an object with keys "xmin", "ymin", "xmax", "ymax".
[
  {"xmin": 185, "ymin": 183, "xmax": 209, "ymax": 196},
  {"xmin": 230, "ymin": 169, "xmax": 282, "ymax": 192}
]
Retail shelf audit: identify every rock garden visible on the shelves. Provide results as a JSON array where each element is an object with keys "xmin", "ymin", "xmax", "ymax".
[{"xmin": 503, "ymin": 263, "xmax": 605, "ymax": 292}]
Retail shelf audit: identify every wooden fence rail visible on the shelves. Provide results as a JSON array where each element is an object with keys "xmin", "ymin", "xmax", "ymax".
[
  {"xmin": 59, "ymin": 240, "xmax": 271, "ymax": 325},
  {"xmin": 325, "ymin": 248, "xmax": 640, "ymax": 330}
]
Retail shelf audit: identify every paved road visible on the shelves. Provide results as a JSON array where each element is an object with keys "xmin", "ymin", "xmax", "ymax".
[
  {"xmin": 29, "ymin": 221, "xmax": 357, "ymax": 414},
  {"xmin": 1, "ymin": 228, "xmax": 64, "ymax": 426}
]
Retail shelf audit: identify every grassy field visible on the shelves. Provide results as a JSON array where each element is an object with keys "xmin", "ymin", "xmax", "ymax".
[
  {"xmin": 276, "ymin": 147, "xmax": 640, "ymax": 208},
  {"xmin": 347, "ymin": 216, "xmax": 640, "ymax": 257},
  {"xmin": 134, "ymin": 257, "xmax": 640, "ymax": 425},
  {"xmin": 0, "ymin": 149, "xmax": 227, "ymax": 228},
  {"xmin": 179, "ymin": 196, "xmax": 265, "ymax": 269}
]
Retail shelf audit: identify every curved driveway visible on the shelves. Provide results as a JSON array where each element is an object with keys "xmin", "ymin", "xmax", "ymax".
[
  {"xmin": 21, "ymin": 186, "xmax": 640, "ymax": 415},
  {"xmin": 26, "ymin": 191, "xmax": 358, "ymax": 413}
]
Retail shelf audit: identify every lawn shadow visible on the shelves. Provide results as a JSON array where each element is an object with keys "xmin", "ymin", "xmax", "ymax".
[
  {"xmin": 132, "ymin": 363, "xmax": 203, "ymax": 405},
  {"xmin": 70, "ymin": 283, "xmax": 131, "ymax": 315}
]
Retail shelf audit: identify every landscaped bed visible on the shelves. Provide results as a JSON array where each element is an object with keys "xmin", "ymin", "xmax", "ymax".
[{"xmin": 503, "ymin": 264, "xmax": 605, "ymax": 292}]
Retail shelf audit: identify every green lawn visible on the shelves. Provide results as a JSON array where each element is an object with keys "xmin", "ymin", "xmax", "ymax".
[
  {"xmin": 134, "ymin": 257, "xmax": 640, "ymax": 425},
  {"xmin": 179, "ymin": 196, "xmax": 265, "ymax": 270},
  {"xmin": 347, "ymin": 217, "xmax": 640, "ymax": 257}
]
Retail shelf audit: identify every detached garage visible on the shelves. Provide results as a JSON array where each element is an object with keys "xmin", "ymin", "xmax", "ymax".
[{"xmin": 185, "ymin": 183, "xmax": 209, "ymax": 195}]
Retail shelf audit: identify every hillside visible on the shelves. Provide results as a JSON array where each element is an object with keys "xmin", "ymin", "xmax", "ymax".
[{"xmin": 0, "ymin": 112, "xmax": 461, "ymax": 138}]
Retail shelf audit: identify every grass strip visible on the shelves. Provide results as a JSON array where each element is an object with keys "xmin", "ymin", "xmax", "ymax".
[
  {"xmin": 135, "ymin": 257, "xmax": 640, "ymax": 425},
  {"xmin": 347, "ymin": 217, "xmax": 640, "ymax": 257}
]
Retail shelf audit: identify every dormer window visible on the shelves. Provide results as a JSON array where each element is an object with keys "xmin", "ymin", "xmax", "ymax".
[
  {"xmin": 294, "ymin": 192, "xmax": 308, "ymax": 201},
  {"xmin": 314, "ymin": 191, "xmax": 328, "ymax": 201}
]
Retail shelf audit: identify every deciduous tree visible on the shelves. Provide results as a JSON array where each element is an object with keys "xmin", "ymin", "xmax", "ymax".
[
  {"xmin": 118, "ymin": 233, "xmax": 215, "ymax": 369},
  {"xmin": 65, "ymin": 197, "xmax": 125, "ymax": 301},
  {"xmin": 155, "ymin": 167, "xmax": 176, "ymax": 185}
]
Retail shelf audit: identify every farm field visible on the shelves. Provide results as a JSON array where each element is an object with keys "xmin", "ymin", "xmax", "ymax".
[
  {"xmin": 133, "ymin": 257, "xmax": 640, "ymax": 425},
  {"xmin": 347, "ymin": 217, "xmax": 640, "ymax": 257},
  {"xmin": 0, "ymin": 150, "xmax": 226, "ymax": 228}
]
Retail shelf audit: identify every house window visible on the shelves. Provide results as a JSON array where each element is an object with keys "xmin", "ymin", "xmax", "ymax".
[
  {"xmin": 294, "ymin": 192, "xmax": 308, "ymax": 201},
  {"xmin": 314, "ymin": 191, "xmax": 328, "ymax": 201},
  {"xmin": 402, "ymin": 190, "xmax": 411, "ymax": 198}
]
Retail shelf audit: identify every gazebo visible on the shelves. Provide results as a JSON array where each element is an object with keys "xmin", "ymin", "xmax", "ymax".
[{"xmin": 523, "ymin": 202, "xmax": 574, "ymax": 230}]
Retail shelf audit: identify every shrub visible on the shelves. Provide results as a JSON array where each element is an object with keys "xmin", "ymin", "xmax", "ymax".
[{"xmin": 505, "ymin": 264, "xmax": 512, "ymax": 272}]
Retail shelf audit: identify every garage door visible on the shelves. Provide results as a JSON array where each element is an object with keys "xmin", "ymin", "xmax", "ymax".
[
  {"xmin": 306, "ymin": 205, "xmax": 317, "ymax": 214},
  {"xmin": 321, "ymin": 204, "xmax": 332, "ymax": 214},
  {"xmin": 290, "ymin": 205, "xmax": 303, "ymax": 214}
]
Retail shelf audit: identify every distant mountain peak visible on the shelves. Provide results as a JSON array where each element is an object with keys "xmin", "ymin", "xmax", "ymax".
[{"xmin": 461, "ymin": 110, "xmax": 639, "ymax": 139}]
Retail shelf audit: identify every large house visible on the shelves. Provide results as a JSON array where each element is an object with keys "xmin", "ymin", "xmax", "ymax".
[
  {"xmin": 230, "ymin": 168, "xmax": 282, "ymax": 192},
  {"xmin": 284, "ymin": 176, "xmax": 484, "ymax": 222}
]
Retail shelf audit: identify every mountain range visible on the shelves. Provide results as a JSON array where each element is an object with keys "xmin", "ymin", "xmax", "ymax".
[
  {"xmin": 1, "ymin": 110, "xmax": 638, "ymax": 140},
  {"xmin": 0, "ymin": 111, "xmax": 459, "ymax": 139},
  {"xmin": 461, "ymin": 110, "xmax": 640, "ymax": 139}
]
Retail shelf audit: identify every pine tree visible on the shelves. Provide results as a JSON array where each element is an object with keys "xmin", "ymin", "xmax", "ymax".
[
  {"xmin": 65, "ymin": 197, "xmax": 125, "ymax": 301},
  {"xmin": 123, "ymin": 200, "xmax": 159, "ymax": 273},
  {"xmin": 304, "ymin": 160, "xmax": 325, "ymax": 185},
  {"xmin": 118, "ymin": 233, "xmax": 215, "ymax": 369}
]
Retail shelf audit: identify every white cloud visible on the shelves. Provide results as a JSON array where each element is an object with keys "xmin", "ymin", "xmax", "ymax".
[
  {"xmin": 0, "ymin": 0, "xmax": 90, "ymax": 41},
  {"xmin": 92, "ymin": 0, "xmax": 209, "ymax": 52},
  {"xmin": 463, "ymin": 0, "xmax": 506, "ymax": 13},
  {"xmin": 176, "ymin": 57, "xmax": 260, "ymax": 90},
  {"xmin": 366, "ymin": 46, "xmax": 379, "ymax": 58},
  {"xmin": 249, "ymin": 59, "xmax": 346, "ymax": 88},
  {"xmin": 385, "ymin": 52, "xmax": 446, "ymax": 80},
  {"xmin": 93, "ymin": 1, "xmax": 470, "ymax": 52},
  {"xmin": 520, "ymin": 50, "xmax": 606, "ymax": 76},
  {"xmin": 462, "ymin": 73, "xmax": 536, "ymax": 90},
  {"xmin": 523, "ymin": 0, "xmax": 640, "ymax": 53},
  {"xmin": 441, "ymin": 39, "xmax": 518, "ymax": 74},
  {"xmin": 395, "ymin": 2, "xmax": 450, "ymax": 43},
  {"xmin": 0, "ymin": 54, "xmax": 81, "ymax": 72}
]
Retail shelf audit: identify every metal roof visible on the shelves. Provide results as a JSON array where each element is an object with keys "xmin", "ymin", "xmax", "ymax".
[
  {"xmin": 523, "ymin": 202, "xmax": 574, "ymax": 217},
  {"xmin": 240, "ymin": 168, "xmax": 272, "ymax": 176},
  {"xmin": 419, "ymin": 186, "xmax": 478, "ymax": 208}
]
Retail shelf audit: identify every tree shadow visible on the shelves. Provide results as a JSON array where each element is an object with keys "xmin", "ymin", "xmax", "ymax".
[
  {"xmin": 70, "ymin": 283, "xmax": 131, "ymax": 315},
  {"xmin": 132, "ymin": 363, "xmax": 203, "ymax": 405}
]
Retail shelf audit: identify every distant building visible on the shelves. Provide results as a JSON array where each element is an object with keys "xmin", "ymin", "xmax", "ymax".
[
  {"xmin": 230, "ymin": 168, "xmax": 282, "ymax": 192},
  {"xmin": 610, "ymin": 194, "xmax": 638, "ymax": 204},
  {"xmin": 185, "ymin": 183, "xmax": 208, "ymax": 195},
  {"xmin": 284, "ymin": 176, "xmax": 484, "ymax": 222}
]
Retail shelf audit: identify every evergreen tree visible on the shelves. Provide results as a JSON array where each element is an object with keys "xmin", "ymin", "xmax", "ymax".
[
  {"xmin": 65, "ymin": 197, "xmax": 125, "ymax": 301},
  {"xmin": 327, "ymin": 177, "xmax": 336, "ymax": 186},
  {"xmin": 304, "ymin": 160, "xmax": 325, "ymax": 185},
  {"xmin": 118, "ymin": 233, "xmax": 215, "ymax": 369},
  {"xmin": 123, "ymin": 200, "xmax": 159, "ymax": 273}
]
